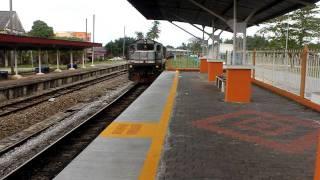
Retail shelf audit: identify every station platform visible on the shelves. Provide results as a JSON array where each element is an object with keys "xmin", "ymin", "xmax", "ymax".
[
  {"xmin": 55, "ymin": 71, "xmax": 320, "ymax": 180},
  {"xmin": 0, "ymin": 63, "xmax": 126, "ymax": 87}
]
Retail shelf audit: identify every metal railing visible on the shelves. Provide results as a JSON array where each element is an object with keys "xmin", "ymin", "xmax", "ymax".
[
  {"xmin": 246, "ymin": 46, "xmax": 320, "ymax": 100},
  {"xmin": 166, "ymin": 55, "xmax": 200, "ymax": 69}
]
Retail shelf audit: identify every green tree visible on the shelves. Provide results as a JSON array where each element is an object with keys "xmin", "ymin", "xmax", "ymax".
[
  {"xmin": 146, "ymin": 21, "xmax": 160, "ymax": 40},
  {"xmin": 177, "ymin": 42, "xmax": 188, "ymax": 50},
  {"xmin": 246, "ymin": 35, "xmax": 270, "ymax": 50},
  {"xmin": 187, "ymin": 38, "xmax": 202, "ymax": 53},
  {"xmin": 135, "ymin": 31, "xmax": 144, "ymax": 40},
  {"xmin": 105, "ymin": 37, "xmax": 136, "ymax": 57},
  {"xmin": 258, "ymin": 5, "xmax": 320, "ymax": 49},
  {"xmin": 28, "ymin": 20, "xmax": 54, "ymax": 38},
  {"xmin": 53, "ymin": 36, "xmax": 84, "ymax": 42}
]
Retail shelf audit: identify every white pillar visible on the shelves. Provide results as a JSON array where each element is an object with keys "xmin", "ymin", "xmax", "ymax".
[
  {"xmin": 69, "ymin": 51, "xmax": 75, "ymax": 70},
  {"xmin": 45, "ymin": 50, "xmax": 49, "ymax": 65},
  {"xmin": 202, "ymin": 26, "xmax": 205, "ymax": 57},
  {"xmin": 30, "ymin": 50, "xmax": 34, "ymax": 68},
  {"xmin": 55, "ymin": 50, "xmax": 62, "ymax": 72},
  {"xmin": 232, "ymin": 0, "xmax": 237, "ymax": 65},
  {"xmin": 14, "ymin": 50, "xmax": 18, "ymax": 75},
  {"xmin": 4, "ymin": 50, "xmax": 8, "ymax": 67},
  {"xmin": 242, "ymin": 27, "xmax": 247, "ymax": 65},
  {"xmin": 212, "ymin": 24, "xmax": 215, "ymax": 59},
  {"xmin": 37, "ymin": 49, "xmax": 44, "ymax": 75},
  {"xmin": 82, "ymin": 50, "xmax": 86, "ymax": 68},
  {"xmin": 12, "ymin": 49, "xmax": 22, "ymax": 79},
  {"xmin": 91, "ymin": 47, "xmax": 95, "ymax": 66}
]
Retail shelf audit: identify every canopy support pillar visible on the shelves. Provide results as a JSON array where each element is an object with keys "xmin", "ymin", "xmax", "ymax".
[
  {"xmin": 37, "ymin": 49, "xmax": 44, "ymax": 75},
  {"xmin": 55, "ymin": 50, "xmax": 62, "ymax": 72},
  {"xmin": 82, "ymin": 50, "xmax": 86, "ymax": 68},
  {"xmin": 30, "ymin": 51, "xmax": 34, "ymax": 68},
  {"xmin": 232, "ymin": 0, "xmax": 237, "ymax": 65},
  {"xmin": 4, "ymin": 50, "xmax": 8, "ymax": 67},
  {"xmin": 12, "ymin": 49, "xmax": 22, "ymax": 79},
  {"xmin": 69, "ymin": 51, "xmax": 75, "ymax": 70},
  {"xmin": 224, "ymin": 0, "xmax": 252, "ymax": 103}
]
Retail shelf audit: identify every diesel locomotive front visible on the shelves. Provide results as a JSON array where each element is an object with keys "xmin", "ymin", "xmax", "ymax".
[{"xmin": 127, "ymin": 39, "xmax": 166, "ymax": 82}]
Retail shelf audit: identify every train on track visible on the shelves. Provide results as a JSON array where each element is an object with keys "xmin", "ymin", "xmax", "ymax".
[{"xmin": 127, "ymin": 39, "xmax": 166, "ymax": 82}]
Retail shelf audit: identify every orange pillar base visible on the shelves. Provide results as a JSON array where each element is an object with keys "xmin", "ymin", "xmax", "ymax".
[
  {"xmin": 225, "ymin": 67, "xmax": 252, "ymax": 103},
  {"xmin": 207, "ymin": 60, "xmax": 223, "ymax": 82},
  {"xmin": 200, "ymin": 58, "xmax": 208, "ymax": 73}
]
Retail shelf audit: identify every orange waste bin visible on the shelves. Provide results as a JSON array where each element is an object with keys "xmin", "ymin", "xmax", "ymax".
[
  {"xmin": 207, "ymin": 59, "xmax": 224, "ymax": 82},
  {"xmin": 225, "ymin": 66, "xmax": 253, "ymax": 103},
  {"xmin": 199, "ymin": 57, "xmax": 208, "ymax": 73}
]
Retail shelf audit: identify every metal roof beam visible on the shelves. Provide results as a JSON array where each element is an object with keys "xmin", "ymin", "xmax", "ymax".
[
  {"xmin": 171, "ymin": 13, "xmax": 213, "ymax": 36},
  {"xmin": 187, "ymin": 0, "xmax": 228, "ymax": 23},
  {"xmin": 169, "ymin": 21, "xmax": 203, "ymax": 41},
  {"xmin": 190, "ymin": 23, "xmax": 213, "ymax": 37},
  {"xmin": 252, "ymin": 0, "xmax": 286, "ymax": 19},
  {"xmin": 286, "ymin": 0, "xmax": 314, "ymax": 6}
]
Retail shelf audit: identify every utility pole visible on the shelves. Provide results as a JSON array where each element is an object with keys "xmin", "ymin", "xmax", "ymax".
[
  {"xmin": 9, "ymin": 0, "xmax": 14, "ymax": 74},
  {"xmin": 83, "ymin": 18, "xmax": 88, "ymax": 68},
  {"xmin": 9, "ymin": 0, "xmax": 13, "ymax": 34},
  {"xmin": 122, "ymin": 26, "xmax": 126, "ymax": 58},
  {"xmin": 85, "ymin": 18, "xmax": 88, "ymax": 41},
  {"xmin": 91, "ymin": 14, "xmax": 95, "ymax": 66}
]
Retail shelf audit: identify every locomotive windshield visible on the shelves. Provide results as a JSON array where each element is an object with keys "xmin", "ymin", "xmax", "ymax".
[{"xmin": 137, "ymin": 43, "xmax": 154, "ymax": 51}]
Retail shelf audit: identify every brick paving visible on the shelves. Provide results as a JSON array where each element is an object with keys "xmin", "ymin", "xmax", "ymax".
[{"xmin": 157, "ymin": 72, "xmax": 320, "ymax": 180}]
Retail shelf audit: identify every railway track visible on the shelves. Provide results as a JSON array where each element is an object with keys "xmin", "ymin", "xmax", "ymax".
[
  {"xmin": 0, "ymin": 69, "xmax": 128, "ymax": 117},
  {"xmin": 0, "ymin": 82, "xmax": 149, "ymax": 180}
]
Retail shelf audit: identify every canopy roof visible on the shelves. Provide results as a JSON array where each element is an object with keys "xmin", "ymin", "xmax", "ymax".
[
  {"xmin": 128, "ymin": 0, "xmax": 319, "ymax": 31},
  {"xmin": 0, "ymin": 34, "xmax": 102, "ymax": 50}
]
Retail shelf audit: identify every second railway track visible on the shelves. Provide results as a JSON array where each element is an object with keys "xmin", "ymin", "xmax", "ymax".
[
  {"xmin": 0, "ymin": 69, "xmax": 128, "ymax": 117},
  {"xmin": 0, "ymin": 82, "xmax": 149, "ymax": 180}
]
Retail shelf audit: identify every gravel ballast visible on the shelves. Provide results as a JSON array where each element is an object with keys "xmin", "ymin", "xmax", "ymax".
[{"xmin": 0, "ymin": 74, "xmax": 130, "ymax": 140}]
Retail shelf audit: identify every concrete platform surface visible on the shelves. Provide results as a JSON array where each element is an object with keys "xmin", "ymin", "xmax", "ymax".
[
  {"xmin": 54, "ymin": 71, "xmax": 177, "ymax": 180},
  {"xmin": 55, "ymin": 71, "xmax": 320, "ymax": 180},
  {"xmin": 158, "ymin": 72, "xmax": 320, "ymax": 180}
]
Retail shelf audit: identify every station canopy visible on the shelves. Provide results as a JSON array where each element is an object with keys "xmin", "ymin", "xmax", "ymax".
[
  {"xmin": 128, "ymin": 0, "xmax": 319, "ymax": 32},
  {"xmin": 0, "ymin": 34, "xmax": 102, "ymax": 50}
]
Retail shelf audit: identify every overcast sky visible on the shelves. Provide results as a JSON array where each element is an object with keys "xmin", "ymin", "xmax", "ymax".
[{"xmin": 1, "ymin": 0, "xmax": 263, "ymax": 47}]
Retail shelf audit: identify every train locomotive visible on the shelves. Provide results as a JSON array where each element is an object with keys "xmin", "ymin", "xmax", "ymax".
[{"xmin": 127, "ymin": 39, "xmax": 166, "ymax": 82}]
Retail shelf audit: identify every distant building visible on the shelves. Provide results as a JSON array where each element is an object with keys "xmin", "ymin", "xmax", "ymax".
[
  {"xmin": 166, "ymin": 48, "xmax": 190, "ymax": 58},
  {"xmin": 55, "ymin": 31, "xmax": 91, "ymax": 41},
  {"xmin": 219, "ymin": 43, "xmax": 233, "ymax": 53},
  {"xmin": 87, "ymin": 47, "xmax": 107, "ymax": 60},
  {"xmin": 0, "ymin": 11, "xmax": 25, "ymax": 34}
]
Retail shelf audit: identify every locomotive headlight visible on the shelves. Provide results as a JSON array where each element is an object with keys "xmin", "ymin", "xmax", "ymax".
[
  {"xmin": 129, "ymin": 65, "xmax": 133, "ymax": 68},
  {"xmin": 155, "ymin": 65, "xmax": 159, "ymax": 68}
]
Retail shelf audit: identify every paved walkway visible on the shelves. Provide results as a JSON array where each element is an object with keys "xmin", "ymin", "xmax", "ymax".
[{"xmin": 158, "ymin": 72, "xmax": 320, "ymax": 180}]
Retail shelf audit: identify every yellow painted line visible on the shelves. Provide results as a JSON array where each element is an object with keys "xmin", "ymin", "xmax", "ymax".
[
  {"xmin": 139, "ymin": 71, "xmax": 179, "ymax": 180},
  {"xmin": 100, "ymin": 122, "xmax": 159, "ymax": 138},
  {"xmin": 314, "ymin": 132, "xmax": 320, "ymax": 180}
]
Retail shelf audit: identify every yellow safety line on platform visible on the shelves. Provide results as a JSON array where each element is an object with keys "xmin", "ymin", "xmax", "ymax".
[
  {"xmin": 100, "ymin": 122, "xmax": 158, "ymax": 138},
  {"xmin": 139, "ymin": 71, "xmax": 179, "ymax": 180},
  {"xmin": 314, "ymin": 132, "xmax": 320, "ymax": 180}
]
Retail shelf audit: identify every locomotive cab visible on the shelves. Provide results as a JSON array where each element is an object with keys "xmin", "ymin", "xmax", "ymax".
[{"xmin": 128, "ymin": 39, "xmax": 166, "ymax": 82}]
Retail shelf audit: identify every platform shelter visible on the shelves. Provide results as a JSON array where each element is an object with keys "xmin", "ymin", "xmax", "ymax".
[
  {"xmin": 0, "ymin": 34, "xmax": 101, "ymax": 78},
  {"xmin": 128, "ymin": 0, "xmax": 318, "ymax": 103}
]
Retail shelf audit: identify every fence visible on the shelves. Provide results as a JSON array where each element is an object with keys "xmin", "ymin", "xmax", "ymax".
[
  {"xmin": 246, "ymin": 46, "xmax": 320, "ymax": 100},
  {"xmin": 166, "ymin": 54, "xmax": 200, "ymax": 69}
]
